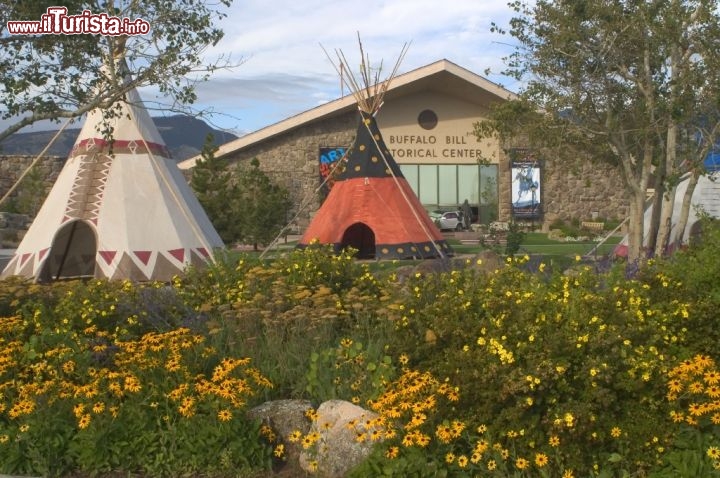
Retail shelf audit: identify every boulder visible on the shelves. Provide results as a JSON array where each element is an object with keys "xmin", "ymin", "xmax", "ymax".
[
  {"xmin": 299, "ymin": 400, "xmax": 381, "ymax": 478},
  {"xmin": 247, "ymin": 399, "xmax": 314, "ymax": 472}
]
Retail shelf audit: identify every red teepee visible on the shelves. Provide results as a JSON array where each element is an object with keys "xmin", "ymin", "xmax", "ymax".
[{"xmin": 297, "ymin": 41, "xmax": 452, "ymax": 260}]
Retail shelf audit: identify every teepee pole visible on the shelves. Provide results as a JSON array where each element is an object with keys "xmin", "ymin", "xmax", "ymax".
[{"xmin": 0, "ymin": 117, "xmax": 74, "ymax": 209}]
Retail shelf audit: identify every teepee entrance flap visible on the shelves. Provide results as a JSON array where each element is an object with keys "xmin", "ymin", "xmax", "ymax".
[
  {"xmin": 341, "ymin": 222, "xmax": 376, "ymax": 258},
  {"xmin": 39, "ymin": 220, "xmax": 97, "ymax": 281}
]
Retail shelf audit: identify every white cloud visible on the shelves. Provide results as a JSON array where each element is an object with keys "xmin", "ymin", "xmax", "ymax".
[{"xmin": 5, "ymin": 1, "xmax": 522, "ymax": 137}]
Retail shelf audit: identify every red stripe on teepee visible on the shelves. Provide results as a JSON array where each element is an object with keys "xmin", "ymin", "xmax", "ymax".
[
  {"xmin": 19, "ymin": 253, "xmax": 31, "ymax": 266},
  {"xmin": 98, "ymin": 251, "xmax": 117, "ymax": 265},
  {"xmin": 38, "ymin": 248, "xmax": 49, "ymax": 262},
  {"xmin": 168, "ymin": 248, "xmax": 185, "ymax": 263},
  {"xmin": 133, "ymin": 251, "xmax": 152, "ymax": 265},
  {"xmin": 196, "ymin": 247, "xmax": 209, "ymax": 258}
]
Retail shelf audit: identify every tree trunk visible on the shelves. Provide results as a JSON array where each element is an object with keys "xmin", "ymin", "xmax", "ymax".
[
  {"xmin": 646, "ymin": 174, "xmax": 664, "ymax": 254},
  {"xmin": 627, "ymin": 190, "xmax": 646, "ymax": 262},
  {"xmin": 654, "ymin": 114, "xmax": 678, "ymax": 257},
  {"xmin": 672, "ymin": 172, "xmax": 700, "ymax": 249}
]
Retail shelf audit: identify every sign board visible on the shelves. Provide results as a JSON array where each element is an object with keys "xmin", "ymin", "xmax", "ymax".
[{"xmin": 510, "ymin": 149, "xmax": 541, "ymax": 218}]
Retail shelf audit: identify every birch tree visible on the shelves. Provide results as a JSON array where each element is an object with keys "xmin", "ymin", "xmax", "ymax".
[{"xmin": 477, "ymin": 0, "xmax": 720, "ymax": 262}]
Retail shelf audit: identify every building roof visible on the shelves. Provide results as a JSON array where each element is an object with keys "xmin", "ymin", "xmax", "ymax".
[{"xmin": 178, "ymin": 59, "xmax": 518, "ymax": 170}]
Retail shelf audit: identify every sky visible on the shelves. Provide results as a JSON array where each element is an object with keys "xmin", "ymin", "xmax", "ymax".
[
  {"xmin": 178, "ymin": 0, "xmax": 523, "ymax": 137},
  {"xmin": 9, "ymin": 0, "xmax": 523, "ymax": 138}
]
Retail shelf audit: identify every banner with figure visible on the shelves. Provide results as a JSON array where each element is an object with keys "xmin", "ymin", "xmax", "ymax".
[
  {"xmin": 510, "ymin": 149, "xmax": 541, "ymax": 218},
  {"xmin": 319, "ymin": 147, "xmax": 346, "ymax": 199}
]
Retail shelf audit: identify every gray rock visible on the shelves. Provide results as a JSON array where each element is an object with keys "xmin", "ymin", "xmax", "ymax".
[
  {"xmin": 247, "ymin": 399, "xmax": 314, "ymax": 471},
  {"xmin": 299, "ymin": 400, "xmax": 382, "ymax": 478}
]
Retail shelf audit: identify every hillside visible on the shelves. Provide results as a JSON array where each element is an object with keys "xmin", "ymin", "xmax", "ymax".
[{"xmin": 0, "ymin": 115, "xmax": 237, "ymax": 161}]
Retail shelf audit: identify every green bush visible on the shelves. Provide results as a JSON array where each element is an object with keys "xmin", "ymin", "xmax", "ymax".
[{"xmin": 1, "ymin": 224, "xmax": 720, "ymax": 476}]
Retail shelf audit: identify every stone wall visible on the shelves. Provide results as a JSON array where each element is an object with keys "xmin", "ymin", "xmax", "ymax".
[
  {"xmin": 541, "ymin": 158, "xmax": 629, "ymax": 227},
  {"xmin": 0, "ymin": 155, "xmax": 65, "ymax": 211},
  {"xmin": 496, "ymin": 148, "xmax": 628, "ymax": 228}
]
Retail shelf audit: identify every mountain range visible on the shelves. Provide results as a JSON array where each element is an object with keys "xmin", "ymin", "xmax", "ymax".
[{"xmin": 0, "ymin": 115, "xmax": 237, "ymax": 162}]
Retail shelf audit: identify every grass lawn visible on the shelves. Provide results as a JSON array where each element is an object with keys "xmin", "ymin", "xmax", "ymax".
[{"xmin": 447, "ymin": 231, "xmax": 622, "ymax": 257}]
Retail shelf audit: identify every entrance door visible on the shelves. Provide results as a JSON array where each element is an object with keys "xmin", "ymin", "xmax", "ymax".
[
  {"xmin": 341, "ymin": 223, "xmax": 375, "ymax": 259},
  {"xmin": 39, "ymin": 220, "xmax": 97, "ymax": 281}
]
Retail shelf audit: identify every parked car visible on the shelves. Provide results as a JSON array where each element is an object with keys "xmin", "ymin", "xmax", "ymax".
[{"xmin": 429, "ymin": 210, "xmax": 466, "ymax": 231}]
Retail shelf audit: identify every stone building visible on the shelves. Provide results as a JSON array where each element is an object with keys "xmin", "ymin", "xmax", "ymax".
[
  {"xmin": 180, "ymin": 59, "xmax": 628, "ymax": 232},
  {"xmin": 4, "ymin": 61, "xmax": 629, "ymax": 235}
]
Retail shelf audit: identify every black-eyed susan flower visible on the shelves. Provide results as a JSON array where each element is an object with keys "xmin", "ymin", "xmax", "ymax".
[
  {"xmin": 704, "ymin": 370, "xmax": 720, "ymax": 385},
  {"xmin": 273, "ymin": 444, "xmax": 284, "ymax": 458},
  {"xmin": 535, "ymin": 452, "xmax": 549, "ymax": 467},
  {"xmin": 78, "ymin": 414, "xmax": 91, "ymax": 429},
  {"xmin": 217, "ymin": 409, "xmax": 232, "ymax": 422},
  {"xmin": 708, "ymin": 446, "xmax": 720, "ymax": 460}
]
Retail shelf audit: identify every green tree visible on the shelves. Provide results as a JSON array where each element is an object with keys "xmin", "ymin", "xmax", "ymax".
[
  {"xmin": 1, "ymin": 164, "xmax": 46, "ymax": 216},
  {"xmin": 0, "ymin": 0, "xmax": 235, "ymax": 144},
  {"xmin": 477, "ymin": 0, "xmax": 720, "ymax": 262},
  {"xmin": 235, "ymin": 158, "xmax": 291, "ymax": 251},
  {"xmin": 190, "ymin": 135, "xmax": 238, "ymax": 244}
]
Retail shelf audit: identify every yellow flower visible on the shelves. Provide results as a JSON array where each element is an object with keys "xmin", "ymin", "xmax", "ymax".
[
  {"xmin": 445, "ymin": 452, "xmax": 455, "ymax": 464},
  {"xmin": 562, "ymin": 470, "xmax": 575, "ymax": 478},
  {"xmin": 487, "ymin": 459, "xmax": 496, "ymax": 470},
  {"xmin": 288, "ymin": 430, "xmax": 302, "ymax": 442},
  {"xmin": 78, "ymin": 414, "xmax": 91, "ymax": 429},
  {"xmin": 19, "ymin": 424, "xmax": 30, "ymax": 433},
  {"xmin": 708, "ymin": 446, "xmax": 720, "ymax": 460},
  {"xmin": 515, "ymin": 457, "xmax": 529, "ymax": 469},
  {"xmin": 457, "ymin": 455, "xmax": 468, "ymax": 468},
  {"xmin": 302, "ymin": 435, "xmax": 315, "ymax": 449},
  {"xmin": 274, "ymin": 444, "xmax": 284, "ymax": 457},
  {"xmin": 704, "ymin": 370, "xmax": 720, "ymax": 385},
  {"xmin": 611, "ymin": 426, "xmax": 622, "ymax": 438},
  {"xmin": 217, "ymin": 409, "xmax": 232, "ymax": 422},
  {"xmin": 549, "ymin": 435, "xmax": 560, "ymax": 447},
  {"xmin": 305, "ymin": 408, "xmax": 318, "ymax": 421},
  {"xmin": 385, "ymin": 446, "xmax": 399, "ymax": 459},
  {"xmin": 535, "ymin": 452, "xmax": 549, "ymax": 467}
]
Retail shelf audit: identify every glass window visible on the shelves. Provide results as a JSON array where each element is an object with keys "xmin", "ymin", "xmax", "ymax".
[
  {"xmin": 438, "ymin": 165, "xmax": 457, "ymax": 205},
  {"xmin": 458, "ymin": 165, "xmax": 480, "ymax": 204},
  {"xmin": 418, "ymin": 165, "xmax": 438, "ymax": 205},
  {"xmin": 480, "ymin": 165, "xmax": 498, "ymax": 205},
  {"xmin": 400, "ymin": 164, "xmax": 418, "ymax": 194}
]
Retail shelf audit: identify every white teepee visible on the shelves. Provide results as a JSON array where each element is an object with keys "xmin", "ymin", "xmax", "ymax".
[
  {"xmin": 614, "ymin": 171, "xmax": 720, "ymax": 257},
  {"xmin": 1, "ymin": 56, "xmax": 224, "ymax": 282}
]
